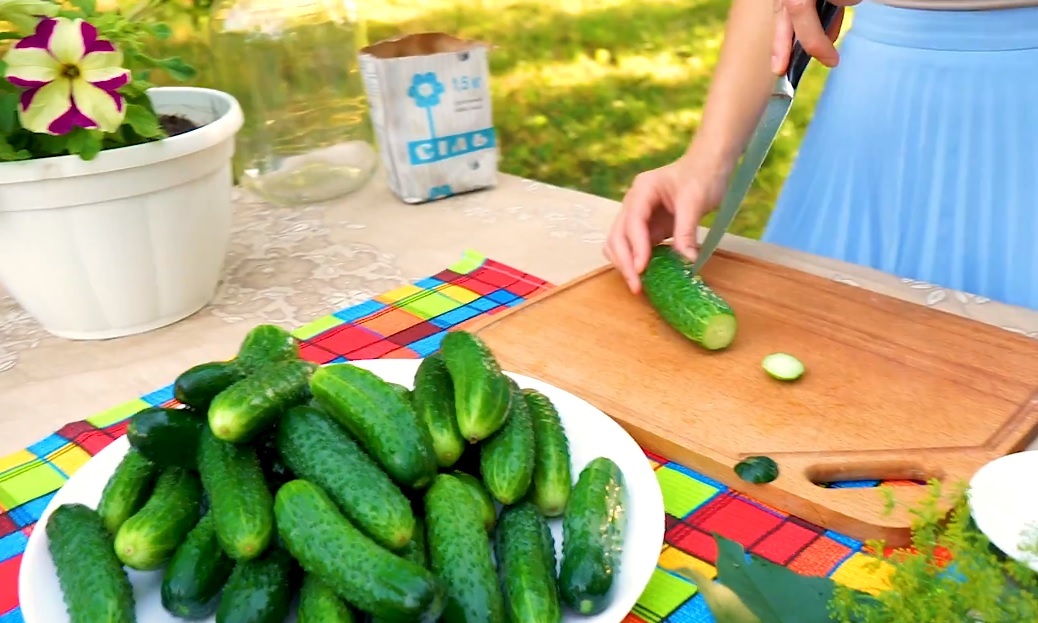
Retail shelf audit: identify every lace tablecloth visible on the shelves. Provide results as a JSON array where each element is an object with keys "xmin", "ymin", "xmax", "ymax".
[{"xmin": 1, "ymin": 171, "xmax": 1036, "ymax": 455}]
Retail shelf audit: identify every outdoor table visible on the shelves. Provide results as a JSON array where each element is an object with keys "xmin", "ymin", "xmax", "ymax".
[{"xmin": 1, "ymin": 170, "xmax": 1036, "ymax": 622}]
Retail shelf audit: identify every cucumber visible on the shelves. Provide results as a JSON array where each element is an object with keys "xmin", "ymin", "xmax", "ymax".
[
  {"xmin": 424, "ymin": 473, "xmax": 506, "ymax": 623},
  {"xmin": 173, "ymin": 361, "xmax": 245, "ymax": 412},
  {"xmin": 96, "ymin": 448, "xmax": 160, "ymax": 535},
  {"xmin": 480, "ymin": 381, "xmax": 535, "ymax": 505},
  {"xmin": 452, "ymin": 471, "xmax": 496, "ymax": 533},
  {"xmin": 274, "ymin": 479, "xmax": 446, "ymax": 623},
  {"xmin": 126, "ymin": 406, "xmax": 205, "ymax": 469},
  {"xmin": 197, "ymin": 428, "xmax": 275, "ymax": 560},
  {"xmin": 761, "ymin": 353, "xmax": 805, "ymax": 381},
  {"xmin": 235, "ymin": 323, "xmax": 300, "ymax": 372},
  {"xmin": 412, "ymin": 353, "xmax": 466, "ymax": 468},
  {"xmin": 369, "ymin": 516, "xmax": 428, "ymax": 623},
  {"xmin": 440, "ymin": 330, "xmax": 512, "ymax": 443},
  {"xmin": 114, "ymin": 466, "xmax": 203, "ymax": 570},
  {"xmin": 559, "ymin": 457, "xmax": 627, "ymax": 615},
  {"xmin": 734, "ymin": 455, "xmax": 780, "ymax": 484},
  {"xmin": 389, "ymin": 382, "xmax": 412, "ymax": 402},
  {"xmin": 276, "ymin": 405, "xmax": 416, "ymax": 550},
  {"xmin": 495, "ymin": 503, "xmax": 562, "ymax": 623},
  {"xmin": 173, "ymin": 324, "xmax": 298, "ymax": 412},
  {"xmin": 298, "ymin": 573, "xmax": 357, "ymax": 623},
  {"xmin": 399, "ymin": 515, "xmax": 429, "ymax": 567},
  {"xmin": 208, "ymin": 359, "xmax": 317, "ymax": 443},
  {"xmin": 310, "ymin": 363, "xmax": 438, "ymax": 489},
  {"xmin": 523, "ymin": 389, "xmax": 573, "ymax": 517},
  {"xmin": 161, "ymin": 511, "xmax": 235, "ymax": 619},
  {"xmin": 46, "ymin": 503, "xmax": 136, "ymax": 623},
  {"xmin": 255, "ymin": 428, "xmax": 295, "ymax": 493},
  {"xmin": 215, "ymin": 546, "xmax": 297, "ymax": 623},
  {"xmin": 641, "ymin": 245, "xmax": 738, "ymax": 351}
]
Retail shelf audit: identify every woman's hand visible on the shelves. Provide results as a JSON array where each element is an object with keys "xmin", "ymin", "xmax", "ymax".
[
  {"xmin": 604, "ymin": 154, "xmax": 731, "ymax": 294},
  {"xmin": 771, "ymin": 0, "xmax": 856, "ymax": 74}
]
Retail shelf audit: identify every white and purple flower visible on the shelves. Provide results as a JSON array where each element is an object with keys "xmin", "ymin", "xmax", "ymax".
[{"xmin": 3, "ymin": 17, "xmax": 130, "ymax": 135}]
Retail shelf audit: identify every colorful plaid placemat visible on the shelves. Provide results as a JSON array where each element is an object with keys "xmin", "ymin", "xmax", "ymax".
[{"xmin": 0, "ymin": 250, "xmax": 892, "ymax": 623}]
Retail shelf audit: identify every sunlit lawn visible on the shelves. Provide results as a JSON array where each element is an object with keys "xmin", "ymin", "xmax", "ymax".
[{"xmin": 152, "ymin": 0, "xmax": 842, "ymax": 238}]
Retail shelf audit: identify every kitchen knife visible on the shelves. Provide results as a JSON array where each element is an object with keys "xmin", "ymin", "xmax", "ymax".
[{"xmin": 689, "ymin": 0, "xmax": 841, "ymax": 276}]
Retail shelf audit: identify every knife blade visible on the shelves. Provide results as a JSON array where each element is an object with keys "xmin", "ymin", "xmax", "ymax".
[{"xmin": 689, "ymin": 0, "xmax": 841, "ymax": 276}]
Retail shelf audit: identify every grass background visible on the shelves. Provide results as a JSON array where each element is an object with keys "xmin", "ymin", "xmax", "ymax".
[{"xmin": 140, "ymin": 0, "xmax": 845, "ymax": 238}]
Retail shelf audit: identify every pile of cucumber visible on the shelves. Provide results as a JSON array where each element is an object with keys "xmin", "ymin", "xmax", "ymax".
[{"xmin": 44, "ymin": 325, "xmax": 629, "ymax": 623}]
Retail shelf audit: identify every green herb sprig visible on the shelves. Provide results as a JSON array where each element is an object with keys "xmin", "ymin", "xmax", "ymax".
[{"xmin": 688, "ymin": 479, "xmax": 1038, "ymax": 623}]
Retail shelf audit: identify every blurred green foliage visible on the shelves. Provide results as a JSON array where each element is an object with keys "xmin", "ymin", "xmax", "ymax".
[{"xmin": 116, "ymin": 0, "xmax": 839, "ymax": 237}]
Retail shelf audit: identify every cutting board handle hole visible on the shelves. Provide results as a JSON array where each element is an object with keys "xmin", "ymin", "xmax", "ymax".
[{"xmin": 806, "ymin": 461, "xmax": 938, "ymax": 489}]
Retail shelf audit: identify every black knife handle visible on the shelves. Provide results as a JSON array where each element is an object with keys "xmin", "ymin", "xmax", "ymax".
[{"xmin": 785, "ymin": 1, "xmax": 841, "ymax": 90}]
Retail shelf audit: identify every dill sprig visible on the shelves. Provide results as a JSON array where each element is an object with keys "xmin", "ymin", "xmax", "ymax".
[{"xmin": 830, "ymin": 480, "xmax": 1038, "ymax": 623}]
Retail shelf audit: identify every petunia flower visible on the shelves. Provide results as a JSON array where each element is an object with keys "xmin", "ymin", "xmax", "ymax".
[
  {"xmin": 3, "ymin": 17, "xmax": 130, "ymax": 135},
  {"xmin": 0, "ymin": 0, "xmax": 59, "ymax": 32}
]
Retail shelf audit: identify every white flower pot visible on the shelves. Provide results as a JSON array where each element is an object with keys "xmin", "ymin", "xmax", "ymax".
[{"xmin": 0, "ymin": 87, "xmax": 244, "ymax": 340}]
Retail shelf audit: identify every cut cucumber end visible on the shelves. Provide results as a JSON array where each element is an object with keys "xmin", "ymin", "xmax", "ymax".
[
  {"xmin": 761, "ymin": 353, "xmax": 804, "ymax": 381},
  {"xmin": 699, "ymin": 314, "xmax": 738, "ymax": 351}
]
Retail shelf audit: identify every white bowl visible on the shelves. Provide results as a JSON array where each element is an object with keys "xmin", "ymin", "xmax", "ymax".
[
  {"xmin": 20, "ymin": 359, "xmax": 665, "ymax": 622},
  {"xmin": 968, "ymin": 450, "xmax": 1038, "ymax": 571}
]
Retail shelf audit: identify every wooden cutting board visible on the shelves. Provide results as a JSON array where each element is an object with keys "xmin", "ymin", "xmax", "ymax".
[{"xmin": 469, "ymin": 250, "xmax": 1038, "ymax": 546}]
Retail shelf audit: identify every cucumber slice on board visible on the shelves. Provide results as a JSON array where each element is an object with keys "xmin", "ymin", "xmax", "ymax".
[
  {"xmin": 734, "ymin": 456, "xmax": 779, "ymax": 484},
  {"xmin": 761, "ymin": 353, "xmax": 804, "ymax": 381}
]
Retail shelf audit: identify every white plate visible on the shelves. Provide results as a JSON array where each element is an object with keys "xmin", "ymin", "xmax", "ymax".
[
  {"xmin": 21, "ymin": 359, "xmax": 665, "ymax": 623},
  {"xmin": 967, "ymin": 450, "xmax": 1038, "ymax": 572}
]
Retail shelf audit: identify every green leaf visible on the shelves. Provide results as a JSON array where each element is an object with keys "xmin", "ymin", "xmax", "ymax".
[
  {"xmin": 150, "ymin": 23, "xmax": 172, "ymax": 40},
  {"xmin": 78, "ymin": 132, "xmax": 103, "ymax": 160},
  {"xmin": 0, "ymin": 91, "xmax": 19, "ymax": 135},
  {"xmin": 131, "ymin": 53, "xmax": 160, "ymax": 69},
  {"xmin": 122, "ymin": 78, "xmax": 153, "ymax": 98},
  {"xmin": 65, "ymin": 129, "xmax": 103, "ymax": 160},
  {"xmin": 711, "ymin": 535, "xmax": 838, "ymax": 623},
  {"xmin": 65, "ymin": 128, "xmax": 88, "ymax": 153},
  {"xmin": 2, "ymin": 0, "xmax": 60, "ymax": 30},
  {"xmin": 123, "ymin": 103, "xmax": 163, "ymax": 138},
  {"xmin": 157, "ymin": 56, "xmax": 197, "ymax": 81},
  {"xmin": 71, "ymin": 0, "xmax": 97, "ymax": 14},
  {"xmin": 679, "ymin": 565, "xmax": 762, "ymax": 623},
  {"xmin": 0, "ymin": 32, "xmax": 23, "ymax": 41},
  {"xmin": 31, "ymin": 133, "xmax": 69, "ymax": 155},
  {"xmin": 0, "ymin": 136, "xmax": 31, "ymax": 161}
]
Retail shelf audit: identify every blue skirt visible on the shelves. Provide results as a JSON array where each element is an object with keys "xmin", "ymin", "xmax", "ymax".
[{"xmin": 762, "ymin": 2, "xmax": 1038, "ymax": 310}]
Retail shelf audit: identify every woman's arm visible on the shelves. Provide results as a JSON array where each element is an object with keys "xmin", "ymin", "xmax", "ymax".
[{"xmin": 687, "ymin": 0, "xmax": 778, "ymax": 177}]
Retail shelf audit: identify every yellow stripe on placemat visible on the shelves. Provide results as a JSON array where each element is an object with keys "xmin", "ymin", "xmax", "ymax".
[
  {"xmin": 658, "ymin": 547, "xmax": 717, "ymax": 581},
  {"xmin": 450, "ymin": 249, "xmax": 488, "ymax": 274},
  {"xmin": 86, "ymin": 398, "xmax": 150, "ymax": 428},
  {"xmin": 0, "ymin": 449, "xmax": 34, "ymax": 474},
  {"xmin": 830, "ymin": 552, "xmax": 895, "ymax": 595},
  {"xmin": 292, "ymin": 314, "xmax": 347, "ymax": 340},
  {"xmin": 46, "ymin": 445, "xmax": 92, "ymax": 477}
]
